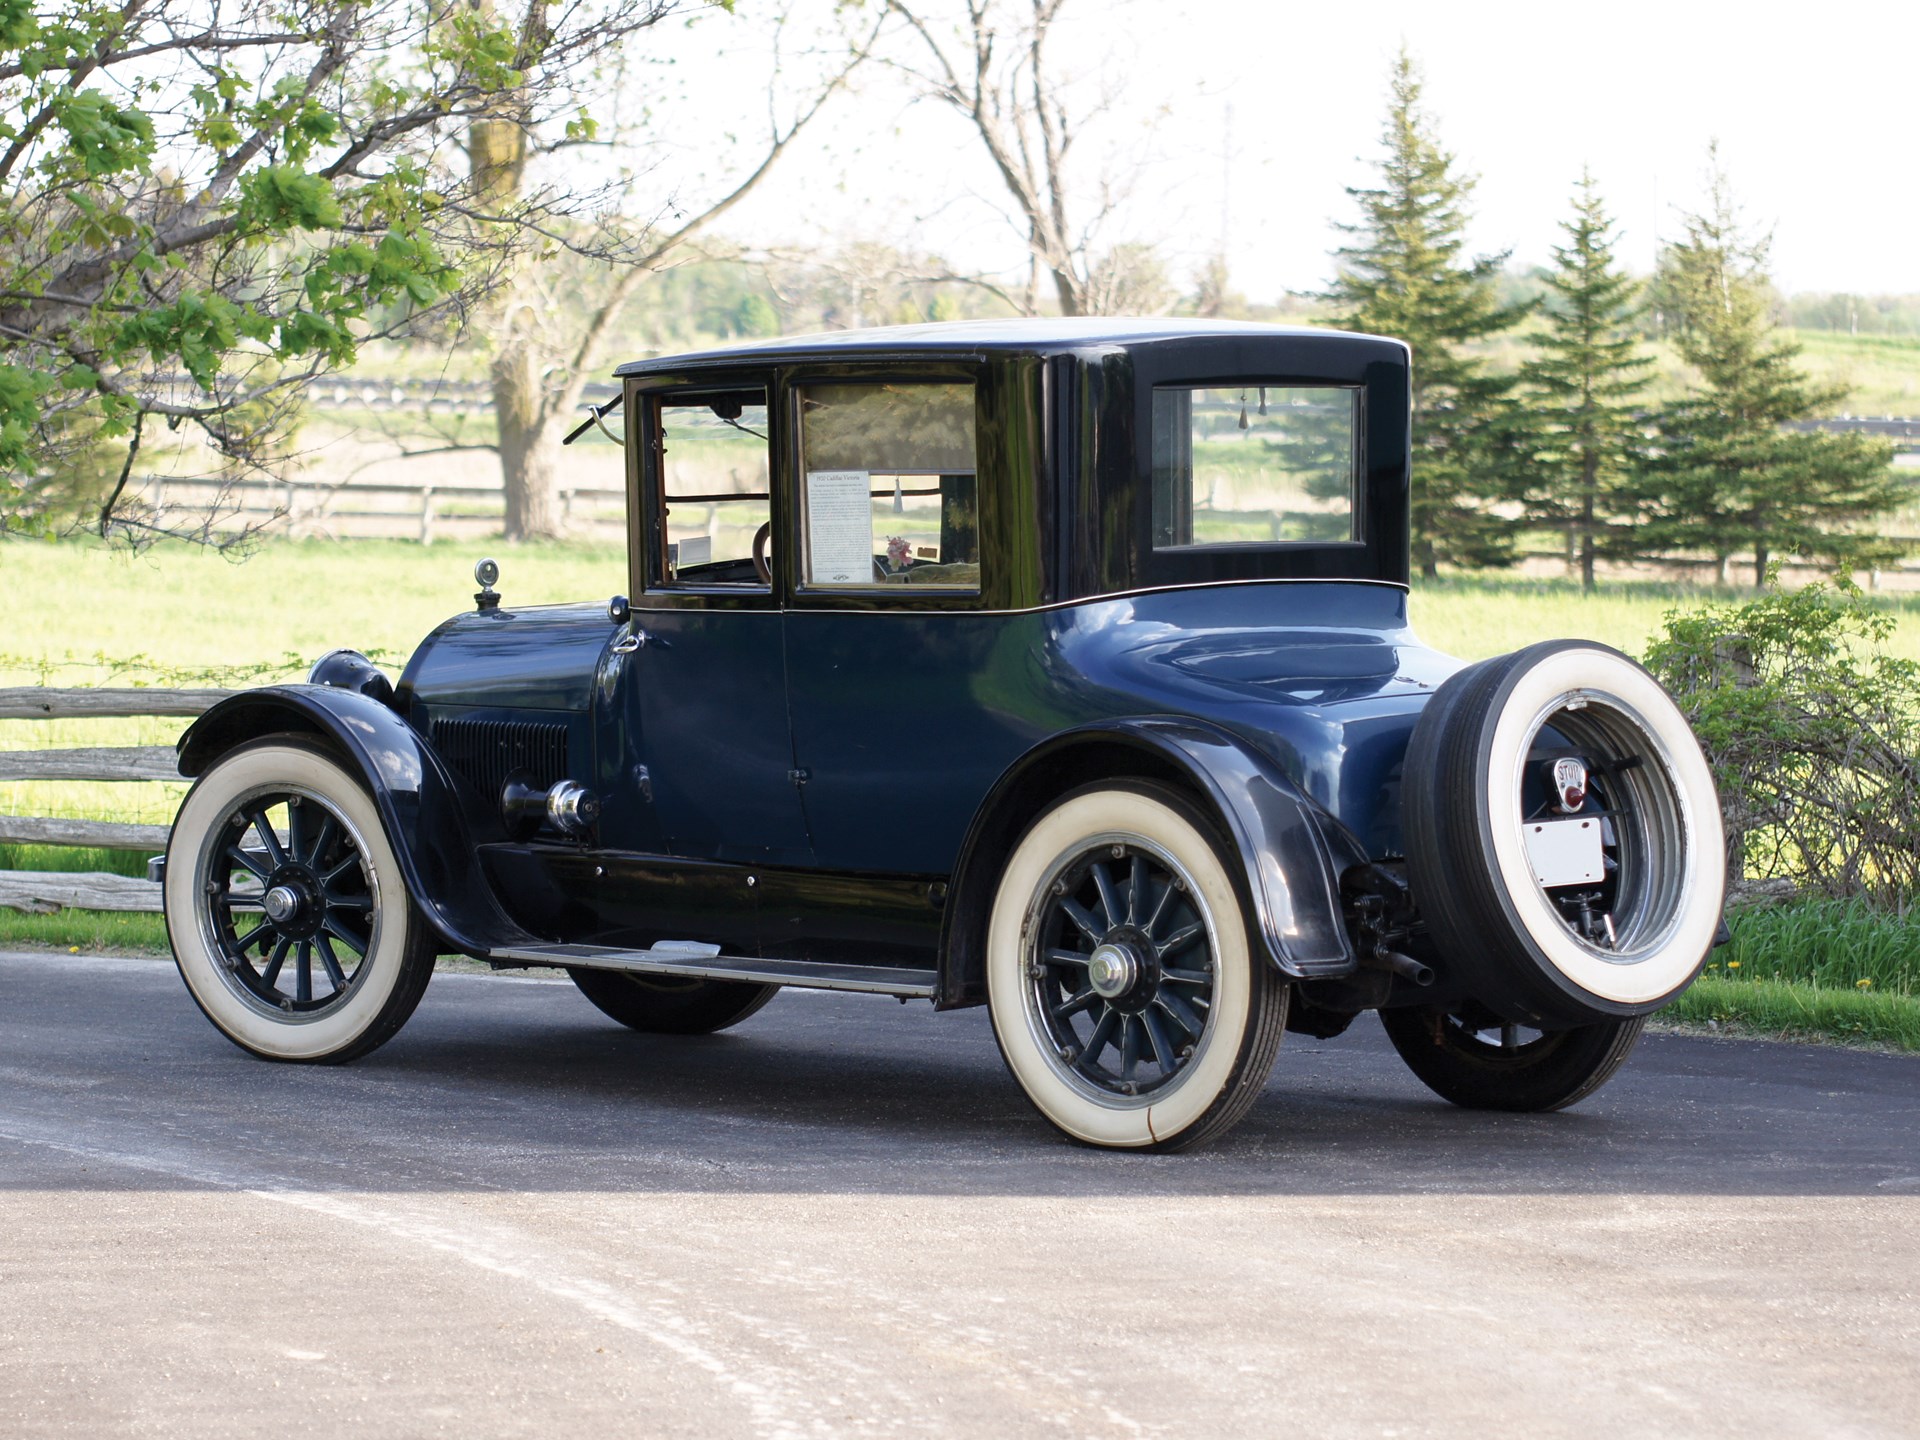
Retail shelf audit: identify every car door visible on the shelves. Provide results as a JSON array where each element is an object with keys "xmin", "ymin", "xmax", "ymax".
[
  {"xmin": 607, "ymin": 378, "xmax": 812, "ymax": 868},
  {"xmin": 781, "ymin": 368, "xmax": 1047, "ymax": 877}
]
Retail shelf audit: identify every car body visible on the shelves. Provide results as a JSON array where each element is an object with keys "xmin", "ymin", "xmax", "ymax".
[{"xmin": 165, "ymin": 319, "xmax": 1728, "ymax": 1149}]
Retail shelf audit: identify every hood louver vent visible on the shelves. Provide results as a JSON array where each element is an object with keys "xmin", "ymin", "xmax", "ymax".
[{"xmin": 431, "ymin": 717, "xmax": 570, "ymax": 801}]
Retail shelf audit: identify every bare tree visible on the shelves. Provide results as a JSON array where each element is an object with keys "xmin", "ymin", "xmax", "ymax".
[
  {"xmin": 468, "ymin": 5, "xmax": 880, "ymax": 540},
  {"xmin": 879, "ymin": 0, "xmax": 1155, "ymax": 318}
]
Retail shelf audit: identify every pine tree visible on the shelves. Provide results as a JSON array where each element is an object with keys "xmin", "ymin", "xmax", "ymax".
[
  {"xmin": 1321, "ymin": 49, "xmax": 1529, "ymax": 578},
  {"xmin": 1520, "ymin": 172, "xmax": 1656, "ymax": 592},
  {"xmin": 1639, "ymin": 152, "xmax": 1900, "ymax": 586}
]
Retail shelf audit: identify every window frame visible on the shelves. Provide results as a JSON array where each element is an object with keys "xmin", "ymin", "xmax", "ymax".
[
  {"xmin": 1110, "ymin": 338, "xmax": 1408, "ymax": 595},
  {"xmin": 630, "ymin": 373, "xmax": 782, "ymax": 610},
  {"xmin": 782, "ymin": 363, "xmax": 992, "ymax": 612}
]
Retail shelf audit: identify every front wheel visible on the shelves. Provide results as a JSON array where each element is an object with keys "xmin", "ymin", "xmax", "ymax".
[
  {"xmin": 164, "ymin": 737, "xmax": 437, "ymax": 1063},
  {"xmin": 987, "ymin": 782, "xmax": 1288, "ymax": 1152},
  {"xmin": 1378, "ymin": 1004, "xmax": 1645, "ymax": 1112}
]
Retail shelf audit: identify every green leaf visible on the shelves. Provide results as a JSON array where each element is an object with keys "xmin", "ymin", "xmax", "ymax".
[
  {"xmin": 51, "ymin": 91, "xmax": 154, "ymax": 178},
  {"xmin": 234, "ymin": 165, "xmax": 342, "ymax": 232}
]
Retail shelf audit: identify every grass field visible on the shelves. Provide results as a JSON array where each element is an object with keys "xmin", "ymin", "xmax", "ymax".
[
  {"xmin": 1661, "ymin": 898, "xmax": 1920, "ymax": 1051},
  {"xmin": 4, "ymin": 536, "xmax": 1918, "ymax": 1051}
]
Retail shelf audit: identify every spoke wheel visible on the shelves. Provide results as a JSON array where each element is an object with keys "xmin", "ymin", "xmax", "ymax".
[
  {"xmin": 205, "ymin": 788, "xmax": 378, "ymax": 1017},
  {"xmin": 1025, "ymin": 839, "xmax": 1217, "ymax": 1101},
  {"xmin": 1378, "ymin": 1004, "xmax": 1646, "ymax": 1112},
  {"xmin": 988, "ymin": 781, "xmax": 1288, "ymax": 1151},
  {"xmin": 166, "ymin": 738, "xmax": 436, "ymax": 1063}
]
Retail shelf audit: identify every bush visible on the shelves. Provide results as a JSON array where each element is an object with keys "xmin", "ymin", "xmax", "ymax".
[{"xmin": 1643, "ymin": 574, "xmax": 1920, "ymax": 901}]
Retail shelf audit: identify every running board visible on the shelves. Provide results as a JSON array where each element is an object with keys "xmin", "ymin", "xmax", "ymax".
[{"xmin": 490, "ymin": 942, "xmax": 938, "ymax": 999}]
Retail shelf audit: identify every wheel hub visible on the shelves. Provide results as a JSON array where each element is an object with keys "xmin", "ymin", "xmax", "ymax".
[
  {"xmin": 1087, "ymin": 927, "xmax": 1159, "ymax": 1012},
  {"xmin": 262, "ymin": 866, "xmax": 324, "ymax": 939},
  {"xmin": 1087, "ymin": 941, "xmax": 1141, "ymax": 998}
]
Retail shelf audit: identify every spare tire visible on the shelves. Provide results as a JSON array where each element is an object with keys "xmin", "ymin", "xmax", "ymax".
[{"xmin": 1403, "ymin": 640, "xmax": 1725, "ymax": 1028}]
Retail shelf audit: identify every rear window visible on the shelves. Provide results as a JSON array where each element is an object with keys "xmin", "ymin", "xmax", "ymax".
[{"xmin": 1151, "ymin": 385, "xmax": 1360, "ymax": 548}]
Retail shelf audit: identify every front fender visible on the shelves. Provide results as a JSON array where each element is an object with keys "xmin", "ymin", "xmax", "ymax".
[
  {"xmin": 939, "ymin": 718, "xmax": 1368, "ymax": 1008},
  {"xmin": 177, "ymin": 685, "xmax": 536, "ymax": 956}
]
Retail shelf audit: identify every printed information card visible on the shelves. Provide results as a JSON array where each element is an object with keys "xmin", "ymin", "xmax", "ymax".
[{"xmin": 805, "ymin": 470, "xmax": 874, "ymax": 584}]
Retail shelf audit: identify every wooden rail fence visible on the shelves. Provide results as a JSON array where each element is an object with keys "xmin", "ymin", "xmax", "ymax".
[
  {"xmin": 128, "ymin": 475, "xmax": 628, "ymax": 544},
  {"xmin": 0, "ymin": 687, "xmax": 237, "ymax": 916}
]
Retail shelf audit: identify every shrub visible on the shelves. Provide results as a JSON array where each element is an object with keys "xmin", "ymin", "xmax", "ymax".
[{"xmin": 1643, "ymin": 574, "xmax": 1920, "ymax": 901}]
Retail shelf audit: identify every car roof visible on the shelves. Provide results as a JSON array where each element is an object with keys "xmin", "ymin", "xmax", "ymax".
[{"xmin": 611, "ymin": 317, "xmax": 1404, "ymax": 377}]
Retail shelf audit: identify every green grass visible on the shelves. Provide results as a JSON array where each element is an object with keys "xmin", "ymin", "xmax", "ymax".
[
  {"xmin": 1789, "ymin": 330, "xmax": 1920, "ymax": 416},
  {"xmin": 0, "ymin": 534, "xmax": 629, "ymax": 684},
  {"xmin": 0, "ymin": 845, "xmax": 169, "ymax": 953},
  {"xmin": 1662, "ymin": 978, "xmax": 1920, "ymax": 1051},
  {"xmin": 0, "ymin": 844, "xmax": 151, "ymax": 877},
  {"xmin": 1471, "ymin": 324, "xmax": 1920, "ymax": 417},
  {"xmin": 1410, "ymin": 573, "xmax": 1920, "ymax": 665},
  {"xmin": 1659, "ymin": 898, "xmax": 1920, "ymax": 1052},
  {"xmin": 1715, "ymin": 896, "xmax": 1920, "ymax": 994},
  {"xmin": 0, "ymin": 909, "xmax": 169, "ymax": 953}
]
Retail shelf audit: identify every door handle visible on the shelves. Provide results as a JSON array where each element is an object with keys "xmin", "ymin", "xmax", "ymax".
[{"xmin": 612, "ymin": 627, "xmax": 667, "ymax": 654}]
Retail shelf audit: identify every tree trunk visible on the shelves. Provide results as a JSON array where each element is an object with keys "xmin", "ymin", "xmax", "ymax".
[
  {"xmin": 1753, "ymin": 543, "xmax": 1769, "ymax": 589},
  {"xmin": 494, "ymin": 346, "xmax": 561, "ymax": 541},
  {"xmin": 1415, "ymin": 534, "xmax": 1438, "ymax": 581},
  {"xmin": 1579, "ymin": 448, "xmax": 1598, "ymax": 593},
  {"xmin": 1050, "ymin": 264, "xmax": 1082, "ymax": 317}
]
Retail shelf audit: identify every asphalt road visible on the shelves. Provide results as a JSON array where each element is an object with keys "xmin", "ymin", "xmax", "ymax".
[{"xmin": 3, "ymin": 949, "xmax": 1918, "ymax": 1439}]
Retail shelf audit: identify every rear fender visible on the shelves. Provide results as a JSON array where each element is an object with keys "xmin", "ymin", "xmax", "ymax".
[
  {"xmin": 176, "ymin": 685, "xmax": 535, "ymax": 955},
  {"xmin": 937, "ymin": 718, "xmax": 1368, "ymax": 1008}
]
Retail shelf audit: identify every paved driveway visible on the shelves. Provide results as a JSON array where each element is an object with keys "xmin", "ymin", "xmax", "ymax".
[{"xmin": 3, "ymin": 949, "xmax": 1917, "ymax": 1438}]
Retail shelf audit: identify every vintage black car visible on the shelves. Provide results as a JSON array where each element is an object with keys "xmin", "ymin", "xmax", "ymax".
[{"xmin": 163, "ymin": 319, "xmax": 1726, "ymax": 1150}]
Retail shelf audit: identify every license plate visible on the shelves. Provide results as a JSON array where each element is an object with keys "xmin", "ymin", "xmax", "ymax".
[{"xmin": 1523, "ymin": 817, "xmax": 1605, "ymax": 887}]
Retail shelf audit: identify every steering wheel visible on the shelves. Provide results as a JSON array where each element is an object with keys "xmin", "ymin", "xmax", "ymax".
[{"xmin": 752, "ymin": 521, "xmax": 773, "ymax": 585}]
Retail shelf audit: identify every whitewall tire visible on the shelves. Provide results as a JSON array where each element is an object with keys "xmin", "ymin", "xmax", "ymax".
[
  {"xmin": 1404, "ymin": 641, "xmax": 1726, "ymax": 1028},
  {"xmin": 986, "ymin": 782, "xmax": 1288, "ymax": 1151},
  {"xmin": 164, "ymin": 738, "xmax": 437, "ymax": 1063}
]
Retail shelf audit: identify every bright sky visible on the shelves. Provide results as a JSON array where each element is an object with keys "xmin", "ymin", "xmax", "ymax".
[{"xmin": 635, "ymin": 0, "xmax": 1919, "ymax": 301}]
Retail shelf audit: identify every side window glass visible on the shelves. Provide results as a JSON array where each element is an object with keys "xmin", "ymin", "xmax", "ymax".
[
  {"xmin": 1151, "ymin": 385, "xmax": 1360, "ymax": 548},
  {"xmin": 651, "ymin": 390, "xmax": 771, "ymax": 587},
  {"xmin": 797, "ymin": 381, "xmax": 980, "ymax": 592}
]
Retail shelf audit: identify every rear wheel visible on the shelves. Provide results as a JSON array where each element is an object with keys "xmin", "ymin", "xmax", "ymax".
[
  {"xmin": 1378, "ymin": 1005, "xmax": 1646, "ymax": 1112},
  {"xmin": 987, "ymin": 781, "xmax": 1288, "ymax": 1152},
  {"xmin": 567, "ymin": 969, "xmax": 777, "ymax": 1035}
]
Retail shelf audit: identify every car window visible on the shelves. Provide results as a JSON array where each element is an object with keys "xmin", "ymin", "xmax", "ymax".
[
  {"xmin": 796, "ymin": 381, "xmax": 980, "ymax": 592},
  {"xmin": 1151, "ymin": 385, "xmax": 1360, "ymax": 548},
  {"xmin": 651, "ymin": 389, "xmax": 771, "ymax": 587}
]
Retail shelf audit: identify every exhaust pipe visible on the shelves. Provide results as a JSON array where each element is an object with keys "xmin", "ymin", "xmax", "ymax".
[{"xmin": 1375, "ymin": 950, "xmax": 1434, "ymax": 987}]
